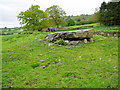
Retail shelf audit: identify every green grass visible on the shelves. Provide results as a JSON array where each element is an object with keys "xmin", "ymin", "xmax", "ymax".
[
  {"xmin": 2, "ymin": 30, "xmax": 118, "ymax": 88},
  {"xmin": 58, "ymin": 23, "xmax": 120, "ymax": 32},
  {"xmin": 94, "ymin": 27, "xmax": 120, "ymax": 31},
  {"xmin": 63, "ymin": 23, "xmax": 100, "ymax": 29}
]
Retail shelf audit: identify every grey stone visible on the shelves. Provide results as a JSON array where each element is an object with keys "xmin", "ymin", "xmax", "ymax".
[
  {"xmin": 41, "ymin": 65, "xmax": 48, "ymax": 69},
  {"xmin": 71, "ymin": 75, "xmax": 76, "ymax": 77},
  {"xmin": 69, "ymin": 41, "xmax": 80, "ymax": 45},
  {"xmin": 65, "ymin": 46, "xmax": 71, "ymax": 49},
  {"xmin": 48, "ymin": 43, "xmax": 54, "ymax": 46},
  {"xmin": 38, "ymin": 39, "xmax": 44, "ymax": 41},
  {"xmin": 64, "ymin": 40, "xmax": 69, "ymax": 43},
  {"xmin": 40, "ymin": 60, "xmax": 44, "ymax": 62},
  {"xmin": 83, "ymin": 39, "xmax": 88, "ymax": 43},
  {"xmin": 94, "ymin": 31, "xmax": 120, "ymax": 38},
  {"xmin": 46, "ymin": 29, "xmax": 94, "ymax": 41}
]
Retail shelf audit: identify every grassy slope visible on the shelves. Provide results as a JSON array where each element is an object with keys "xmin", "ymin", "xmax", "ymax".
[
  {"xmin": 63, "ymin": 23, "xmax": 100, "ymax": 29},
  {"xmin": 2, "ymin": 31, "xmax": 118, "ymax": 88},
  {"xmin": 58, "ymin": 23, "xmax": 120, "ymax": 31}
]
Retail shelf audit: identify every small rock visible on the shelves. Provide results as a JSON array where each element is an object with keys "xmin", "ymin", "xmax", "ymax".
[
  {"xmin": 65, "ymin": 46, "xmax": 71, "ymax": 49},
  {"xmin": 58, "ymin": 59, "xmax": 62, "ymax": 61},
  {"xmin": 48, "ymin": 43, "xmax": 54, "ymax": 46},
  {"xmin": 83, "ymin": 39, "xmax": 88, "ymax": 43},
  {"xmin": 40, "ymin": 60, "xmax": 44, "ymax": 62},
  {"xmin": 71, "ymin": 75, "xmax": 76, "ymax": 77},
  {"xmin": 41, "ymin": 65, "xmax": 48, "ymax": 69},
  {"xmin": 64, "ymin": 40, "xmax": 69, "ymax": 43},
  {"xmin": 38, "ymin": 39, "xmax": 44, "ymax": 41},
  {"xmin": 52, "ymin": 61, "xmax": 58, "ymax": 64},
  {"xmin": 69, "ymin": 41, "xmax": 80, "ymax": 45}
]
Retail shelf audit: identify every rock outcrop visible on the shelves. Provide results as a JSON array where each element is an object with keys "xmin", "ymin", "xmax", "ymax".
[{"xmin": 46, "ymin": 29, "xmax": 94, "ymax": 41}]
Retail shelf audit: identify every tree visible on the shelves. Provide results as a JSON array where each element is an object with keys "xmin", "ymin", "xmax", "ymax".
[
  {"xmin": 99, "ymin": 1, "xmax": 120, "ymax": 26},
  {"xmin": 46, "ymin": 5, "xmax": 66, "ymax": 28},
  {"xmin": 88, "ymin": 12, "xmax": 100, "ymax": 23},
  {"xmin": 66, "ymin": 18, "xmax": 76, "ymax": 26},
  {"xmin": 4, "ymin": 27, "xmax": 7, "ymax": 29},
  {"xmin": 17, "ymin": 5, "xmax": 50, "ymax": 31}
]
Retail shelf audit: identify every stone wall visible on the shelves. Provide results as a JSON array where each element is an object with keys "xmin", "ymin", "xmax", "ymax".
[{"xmin": 94, "ymin": 31, "xmax": 120, "ymax": 38}]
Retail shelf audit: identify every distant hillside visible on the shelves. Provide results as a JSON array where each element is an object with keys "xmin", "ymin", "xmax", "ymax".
[{"xmin": 64, "ymin": 14, "xmax": 94, "ymax": 25}]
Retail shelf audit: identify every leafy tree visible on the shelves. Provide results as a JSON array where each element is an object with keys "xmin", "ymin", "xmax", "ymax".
[
  {"xmin": 66, "ymin": 18, "xmax": 75, "ymax": 26},
  {"xmin": 17, "ymin": 5, "xmax": 50, "ymax": 31},
  {"xmin": 4, "ymin": 27, "xmax": 7, "ymax": 29},
  {"xmin": 70, "ymin": 14, "xmax": 92, "ymax": 25},
  {"xmin": 99, "ymin": 1, "xmax": 120, "ymax": 26},
  {"xmin": 46, "ymin": 5, "xmax": 66, "ymax": 28},
  {"xmin": 88, "ymin": 12, "xmax": 100, "ymax": 23}
]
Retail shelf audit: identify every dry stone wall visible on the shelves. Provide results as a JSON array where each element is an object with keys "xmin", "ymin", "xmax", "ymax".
[{"xmin": 94, "ymin": 31, "xmax": 120, "ymax": 38}]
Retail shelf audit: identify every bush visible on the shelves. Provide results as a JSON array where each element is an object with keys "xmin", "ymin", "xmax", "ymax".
[
  {"xmin": 0, "ymin": 32, "xmax": 5, "ymax": 35},
  {"xmin": 31, "ymin": 63, "xmax": 40, "ymax": 69},
  {"xmin": 76, "ymin": 20, "xmax": 94, "ymax": 25},
  {"xmin": 6, "ymin": 32, "xmax": 14, "ymax": 35},
  {"xmin": 18, "ymin": 31, "xmax": 33, "ymax": 34},
  {"xmin": 0, "ymin": 32, "xmax": 14, "ymax": 35},
  {"xmin": 55, "ymin": 39, "xmax": 68, "ymax": 46},
  {"xmin": 66, "ymin": 19, "xmax": 76, "ymax": 26}
]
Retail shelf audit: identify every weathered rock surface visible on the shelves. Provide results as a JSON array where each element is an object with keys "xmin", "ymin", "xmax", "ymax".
[
  {"xmin": 69, "ymin": 41, "xmax": 80, "ymax": 45},
  {"xmin": 46, "ymin": 29, "xmax": 94, "ymax": 41}
]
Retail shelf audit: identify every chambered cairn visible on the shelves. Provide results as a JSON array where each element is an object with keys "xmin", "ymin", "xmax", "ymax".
[{"xmin": 46, "ymin": 29, "xmax": 94, "ymax": 45}]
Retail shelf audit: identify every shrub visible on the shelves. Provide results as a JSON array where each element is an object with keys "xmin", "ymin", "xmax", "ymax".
[
  {"xmin": 66, "ymin": 19, "xmax": 76, "ymax": 26},
  {"xmin": 56, "ymin": 39, "xmax": 68, "ymax": 46},
  {"xmin": 0, "ymin": 32, "xmax": 6, "ymax": 35},
  {"xmin": 76, "ymin": 20, "xmax": 94, "ymax": 25},
  {"xmin": 0, "ymin": 32, "xmax": 14, "ymax": 35},
  {"xmin": 31, "ymin": 63, "xmax": 40, "ymax": 69},
  {"xmin": 18, "ymin": 31, "xmax": 33, "ymax": 34},
  {"xmin": 6, "ymin": 32, "xmax": 14, "ymax": 35}
]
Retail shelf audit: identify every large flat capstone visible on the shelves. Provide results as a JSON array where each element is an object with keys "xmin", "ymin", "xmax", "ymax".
[{"xmin": 46, "ymin": 29, "xmax": 94, "ymax": 41}]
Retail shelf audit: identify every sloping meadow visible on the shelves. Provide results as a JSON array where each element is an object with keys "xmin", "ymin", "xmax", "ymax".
[{"xmin": 2, "ymin": 32, "xmax": 118, "ymax": 88}]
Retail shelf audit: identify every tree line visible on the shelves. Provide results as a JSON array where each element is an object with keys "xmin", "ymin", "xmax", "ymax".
[
  {"xmin": 17, "ymin": 5, "xmax": 66, "ymax": 31},
  {"xmin": 99, "ymin": 1, "xmax": 120, "ymax": 26},
  {"xmin": 17, "ymin": 5, "xmax": 98, "ymax": 31},
  {"xmin": 17, "ymin": 1, "xmax": 120, "ymax": 31}
]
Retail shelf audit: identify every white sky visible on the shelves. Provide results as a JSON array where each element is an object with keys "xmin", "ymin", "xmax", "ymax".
[{"xmin": 0, "ymin": 0, "xmax": 111, "ymax": 28}]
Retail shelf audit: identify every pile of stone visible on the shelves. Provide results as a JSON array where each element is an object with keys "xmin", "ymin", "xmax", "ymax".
[{"xmin": 46, "ymin": 29, "xmax": 94, "ymax": 45}]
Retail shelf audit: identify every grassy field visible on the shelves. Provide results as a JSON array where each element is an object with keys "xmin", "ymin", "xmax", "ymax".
[
  {"xmin": 2, "ymin": 29, "xmax": 118, "ymax": 88},
  {"xmin": 63, "ymin": 23, "xmax": 100, "ymax": 29},
  {"xmin": 1, "ymin": 23, "xmax": 119, "ymax": 36}
]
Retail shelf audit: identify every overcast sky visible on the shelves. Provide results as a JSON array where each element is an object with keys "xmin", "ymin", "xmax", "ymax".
[{"xmin": 0, "ymin": 0, "xmax": 111, "ymax": 28}]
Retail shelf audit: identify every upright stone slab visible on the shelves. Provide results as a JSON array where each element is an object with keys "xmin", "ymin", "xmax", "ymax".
[{"xmin": 46, "ymin": 29, "xmax": 94, "ymax": 41}]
